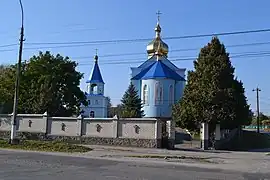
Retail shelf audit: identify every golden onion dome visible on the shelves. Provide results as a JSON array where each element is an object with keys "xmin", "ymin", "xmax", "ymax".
[{"xmin": 147, "ymin": 22, "xmax": 169, "ymax": 59}]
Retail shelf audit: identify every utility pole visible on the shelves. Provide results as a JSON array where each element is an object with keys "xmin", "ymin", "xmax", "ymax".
[
  {"xmin": 253, "ymin": 87, "xmax": 261, "ymax": 133},
  {"xmin": 10, "ymin": 0, "xmax": 25, "ymax": 144}
]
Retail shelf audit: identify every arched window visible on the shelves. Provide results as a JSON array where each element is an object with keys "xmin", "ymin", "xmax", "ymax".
[
  {"xmin": 169, "ymin": 85, "xmax": 174, "ymax": 105},
  {"xmin": 90, "ymin": 111, "xmax": 95, "ymax": 118},
  {"xmin": 155, "ymin": 82, "xmax": 163, "ymax": 105},
  {"xmin": 142, "ymin": 84, "xmax": 148, "ymax": 104},
  {"xmin": 90, "ymin": 84, "xmax": 98, "ymax": 94},
  {"xmin": 155, "ymin": 83, "xmax": 159, "ymax": 105},
  {"xmin": 159, "ymin": 85, "xmax": 163, "ymax": 104}
]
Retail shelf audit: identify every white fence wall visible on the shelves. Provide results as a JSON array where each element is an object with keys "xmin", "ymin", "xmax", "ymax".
[{"xmin": 0, "ymin": 114, "xmax": 172, "ymax": 141}]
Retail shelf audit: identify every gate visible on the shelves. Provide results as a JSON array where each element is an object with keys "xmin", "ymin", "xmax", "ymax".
[{"xmin": 161, "ymin": 121, "xmax": 168, "ymax": 149}]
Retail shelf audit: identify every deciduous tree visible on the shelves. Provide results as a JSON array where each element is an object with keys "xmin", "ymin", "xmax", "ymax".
[{"xmin": 0, "ymin": 51, "xmax": 87, "ymax": 116}]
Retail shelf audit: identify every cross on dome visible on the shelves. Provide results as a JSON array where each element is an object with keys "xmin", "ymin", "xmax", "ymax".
[{"xmin": 156, "ymin": 10, "xmax": 162, "ymax": 24}]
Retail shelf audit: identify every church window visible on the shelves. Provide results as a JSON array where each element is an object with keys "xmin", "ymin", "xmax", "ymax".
[
  {"xmin": 155, "ymin": 82, "xmax": 163, "ymax": 105},
  {"xmin": 142, "ymin": 84, "xmax": 148, "ymax": 104},
  {"xmin": 90, "ymin": 111, "xmax": 95, "ymax": 118},
  {"xmin": 155, "ymin": 83, "xmax": 159, "ymax": 105},
  {"xmin": 169, "ymin": 85, "xmax": 174, "ymax": 105},
  {"xmin": 88, "ymin": 100, "xmax": 91, "ymax": 106},
  {"xmin": 95, "ymin": 100, "xmax": 99, "ymax": 104},
  {"xmin": 159, "ymin": 85, "xmax": 163, "ymax": 104}
]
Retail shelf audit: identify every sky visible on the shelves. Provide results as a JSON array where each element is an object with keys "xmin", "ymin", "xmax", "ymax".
[{"xmin": 0, "ymin": 0, "xmax": 270, "ymax": 114}]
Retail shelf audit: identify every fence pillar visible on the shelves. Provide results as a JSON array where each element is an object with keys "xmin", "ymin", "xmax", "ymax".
[
  {"xmin": 112, "ymin": 115, "xmax": 118, "ymax": 138},
  {"xmin": 43, "ymin": 112, "xmax": 48, "ymax": 134},
  {"xmin": 166, "ymin": 120, "xmax": 175, "ymax": 149},
  {"xmin": 77, "ymin": 115, "xmax": 83, "ymax": 136},
  {"xmin": 200, "ymin": 122, "xmax": 209, "ymax": 150}
]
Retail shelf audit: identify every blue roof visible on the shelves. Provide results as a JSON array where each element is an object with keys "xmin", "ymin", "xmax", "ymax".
[
  {"xmin": 86, "ymin": 61, "xmax": 104, "ymax": 83},
  {"xmin": 132, "ymin": 60, "xmax": 185, "ymax": 81}
]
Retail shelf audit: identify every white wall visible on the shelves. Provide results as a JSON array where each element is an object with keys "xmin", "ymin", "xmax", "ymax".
[
  {"xmin": 0, "ymin": 114, "xmax": 174, "ymax": 141},
  {"xmin": 47, "ymin": 117, "xmax": 78, "ymax": 136},
  {"xmin": 17, "ymin": 114, "xmax": 47, "ymax": 133},
  {"xmin": 82, "ymin": 118, "xmax": 116, "ymax": 137},
  {"xmin": 117, "ymin": 118, "xmax": 157, "ymax": 139}
]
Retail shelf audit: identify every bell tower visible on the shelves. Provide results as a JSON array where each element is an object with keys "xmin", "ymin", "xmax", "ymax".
[
  {"xmin": 86, "ymin": 51, "xmax": 104, "ymax": 95},
  {"xmin": 82, "ymin": 50, "xmax": 108, "ymax": 118}
]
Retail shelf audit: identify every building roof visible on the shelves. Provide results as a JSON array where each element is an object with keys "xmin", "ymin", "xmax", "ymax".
[
  {"xmin": 132, "ymin": 59, "xmax": 185, "ymax": 81},
  {"xmin": 86, "ymin": 58, "xmax": 104, "ymax": 84}
]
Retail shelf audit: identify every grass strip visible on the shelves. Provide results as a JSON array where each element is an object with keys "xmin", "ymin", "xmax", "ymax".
[{"xmin": 0, "ymin": 140, "xmax": 92, "ymax": 153}]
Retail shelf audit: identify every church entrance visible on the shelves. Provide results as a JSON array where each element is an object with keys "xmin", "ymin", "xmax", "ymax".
[{"xmin": 161, "ymin": 120, "xmax": 168, "ymax": 149}]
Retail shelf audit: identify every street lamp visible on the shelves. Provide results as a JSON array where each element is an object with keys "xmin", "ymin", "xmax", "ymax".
[{"xmin": 10, "ymin": 0, "xmax": 25, "ymax": 144}]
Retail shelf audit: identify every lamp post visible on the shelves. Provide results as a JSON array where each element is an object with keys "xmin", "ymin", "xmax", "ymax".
[{"xmin": 10, "ymin": 0, "xmax": 25, "ymax": 144}]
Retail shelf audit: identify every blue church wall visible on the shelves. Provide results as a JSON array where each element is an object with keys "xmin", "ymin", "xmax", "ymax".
[
  {"xmin": 82, "ymin": 95, "xmax": 108, "ymax": 118},
  {"xmin": 175, "ymin": 80, "xmax": 185, "ymax": 102},
  {"xmin": 141, "ymin": 79, "xmax": 176, "ymax": 118}
]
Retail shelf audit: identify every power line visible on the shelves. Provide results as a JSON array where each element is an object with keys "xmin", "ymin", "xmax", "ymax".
[
  {"xmin": 23, "ymin": 28, "xmax": 270, "ymax": 46},
  {"xmin": 2, "ymin": 40, "xmax": 270, "ymax": 60},
  {"xmin": 0, "ymin": 43, "xmax": 18, "ymax": 48},
  {"xmin": 76, "ymin": 52, "xmax": 270, "ymax": 66},
  {"xmin": 2, "ymin": 49, "xmax": 270, "ymax": 66},
  {"xmin": 75, "ymin": 50, "xmax": 270, "ymax": 62}
]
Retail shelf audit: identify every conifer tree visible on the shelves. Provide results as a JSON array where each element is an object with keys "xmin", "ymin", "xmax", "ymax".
[
  {"xmin": 172, "ymin": 37, "xmax": 250, "ymax": 132},
  {"xmin": 120, "ymin": 83, "xmax": 144, "ymax": 118}
]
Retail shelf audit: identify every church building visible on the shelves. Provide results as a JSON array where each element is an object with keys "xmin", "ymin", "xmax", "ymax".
[
  {"xmin": 81, "ymin": 53, "xmax": 108, "ymax": 118},
  {"xmin": 130, "ymin": 16, "xmax": 186, "ymax": 118}
]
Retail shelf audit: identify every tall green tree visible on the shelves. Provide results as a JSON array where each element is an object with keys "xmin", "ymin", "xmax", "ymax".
[
  {"xmin": 172, "ymin": 37, "xmax": 250, "ymax": 132},
  {"xmin": 120, "ymin": 83, "xmax": 144, "ymax": 118},
  {"xmin": 0, "ymin": 65, "xmax": 15, "ymax": 113},
  {"xmin": 0, "ymin": 51, "xmax": 87, "ymax": 116}
]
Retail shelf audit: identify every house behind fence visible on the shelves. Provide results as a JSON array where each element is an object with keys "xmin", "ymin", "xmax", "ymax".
[{"xmin": 0, "ymin": 113, "xmax": 175, "ymax": 149}]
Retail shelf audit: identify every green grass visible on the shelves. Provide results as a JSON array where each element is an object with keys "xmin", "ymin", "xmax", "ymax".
[{"xmin": 0, "ymin": 140, "xmax": 92, "ymax": 153}]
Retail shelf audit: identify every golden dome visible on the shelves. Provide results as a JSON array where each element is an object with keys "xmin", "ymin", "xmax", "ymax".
[{"xmin": 147, "ymin": 22, "xmax": 169, "ymax": 59}]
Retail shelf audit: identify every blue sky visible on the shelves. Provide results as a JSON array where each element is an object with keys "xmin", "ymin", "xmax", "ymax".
[{"xmin": 0, "ymin": 0, "xmax": 270, "ymax": 114}]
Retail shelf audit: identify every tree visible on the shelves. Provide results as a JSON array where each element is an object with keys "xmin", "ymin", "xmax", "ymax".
[
  {"xmin": 120, "ymin": 83, "xmax": 144, "ymax": 118},
  {"xmin": 173, "ymin": 37, "xmax": 250, "ymax": 132},
  {"xmin": 0, "ymin": 65, "xmax": 15, "ymax": 113},
  {"xmin": 223, "ymin": 78, "xmax": 251, "ymax": 128},
  {"xmin": 0, "ymin": 51, "xmax": 87, "ymax": 116},
  {"xmin": 108, "ymin": 104, "xmax": 123, "ymax": 118}
]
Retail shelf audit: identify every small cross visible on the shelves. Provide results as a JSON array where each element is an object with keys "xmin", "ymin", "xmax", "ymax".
[
  {"xmin": 95, "ymin": 48, "xmax": 98, "ymax": 55},
  {"xmin": 156, "ymin": 10, "xmax": 162, "ymax": 23}
]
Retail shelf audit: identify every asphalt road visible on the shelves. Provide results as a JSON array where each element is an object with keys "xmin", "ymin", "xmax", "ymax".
[{"xmin": 0, "ymin": 150, "xmax": 269, "ymax": 180}]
